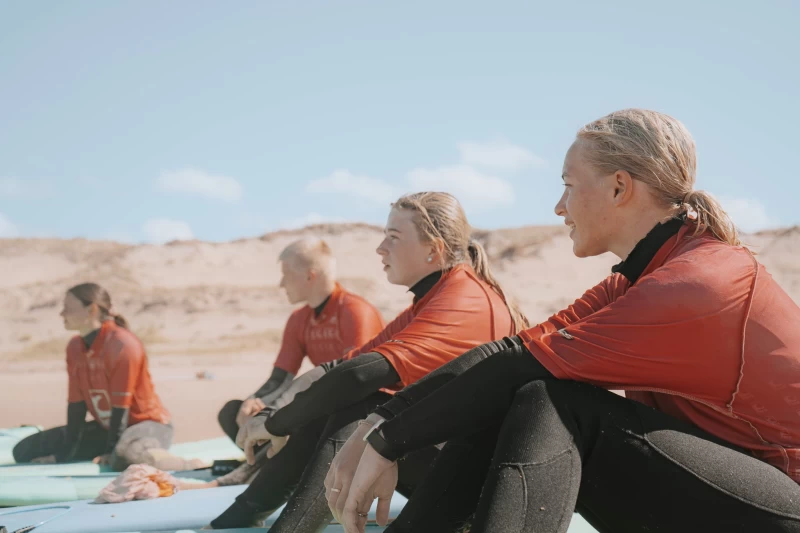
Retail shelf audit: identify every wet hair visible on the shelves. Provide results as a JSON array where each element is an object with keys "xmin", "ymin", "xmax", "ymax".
[
  {"xmin": 577, "ymin": 108, "xmax": 741, "ymax": 246},
  {"xmin": 67, "ymin": 282, "xmax": 129, "ymax": 329},
  {"xmin": 392, "ymin": 191, "xmax": 529, "ymax": 333}
]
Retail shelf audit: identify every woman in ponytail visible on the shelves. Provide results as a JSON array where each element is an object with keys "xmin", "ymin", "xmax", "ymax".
[
  {"xmin": 333, "ymin": 109, "xmax": 800, "ymax": 533},
  {"xmin": 13, "ymin": 282, "xmax": 204, "ymax": 472},
  {"xmin": 206, "ymin": 192, "xmax": 527, "ymax": 530}
]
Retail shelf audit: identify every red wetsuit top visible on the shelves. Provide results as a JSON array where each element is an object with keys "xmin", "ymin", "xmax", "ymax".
[
  {"xmin": 520, "ymin": 222, "xmax": 800, "ymax": 482},
  {"xmin": 345, "ymin": 263, "xmax": 515, "ymax": 391},
  {"xmin": 274, "ymin": 283, "xmax": 385, "ymax": 375},
  {"xmin": 67, "ymin": 320, "xmax": 169, "ymax": 428}
]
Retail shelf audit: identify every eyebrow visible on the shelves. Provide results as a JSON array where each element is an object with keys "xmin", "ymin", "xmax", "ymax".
[{"xmin": 385, "ymin": 227, "xmax": 402, "ymax": 235}]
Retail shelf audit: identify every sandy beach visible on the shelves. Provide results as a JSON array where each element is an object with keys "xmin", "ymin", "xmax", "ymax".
[{"xmin": 2, "ymin": 223, "xmax": 798, "ymax": 443}]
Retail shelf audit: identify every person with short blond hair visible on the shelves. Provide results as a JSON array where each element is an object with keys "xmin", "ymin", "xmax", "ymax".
[{"xmin": 216, "ymin": 237, "xmax": 384, "ymax": 448}]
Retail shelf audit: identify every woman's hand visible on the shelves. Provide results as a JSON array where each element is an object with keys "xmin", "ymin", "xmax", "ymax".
[
  {"xmin": 325, "ymin": 421, "xmax": 372, "ymax": 522},
  {"xmin": 236, "ymin": 397, "xmax": 266, "ymax": 428},
  {"xmin": 341, "ymin": 444, "xmax": 398, "ymax": 533},
  {"xmin": 236, "ymin": 415, "xmax": 286, "ymax": 463},
  {"xmin": 92, "ymin": 454, "xmax": 111, "ymax": 465}
]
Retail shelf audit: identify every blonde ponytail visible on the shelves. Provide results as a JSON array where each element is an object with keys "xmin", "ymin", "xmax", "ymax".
[
  {"xmin": 682, "ymin": 190, "xmax": 741, "ymax": 246},
  {"xmin": 468, "ymin": 240, "xmax": 530, "ymax": 333}
]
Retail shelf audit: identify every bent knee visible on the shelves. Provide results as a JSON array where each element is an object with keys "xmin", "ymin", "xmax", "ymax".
[{"xmin": 219, "ymin": 399, "xmax": 243, "ymax": 423}]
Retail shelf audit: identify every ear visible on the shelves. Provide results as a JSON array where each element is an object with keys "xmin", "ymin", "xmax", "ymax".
[
  {"xmin": 429, "ymin": 238, "xmax": 446, "ymax": 261},
  {"xmin": 87, "ymin": 302, "xmax": 101, "ymax": 319},
  {"xmin": 612, "ymin": 170, "xmax": 635, "ymax": 206},
  {"xmin": 306, "ymin": 269, "xmax": 317, "ymax": 282}
]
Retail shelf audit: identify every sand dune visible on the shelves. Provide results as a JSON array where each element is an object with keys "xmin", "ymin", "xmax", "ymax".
[{"xmin": 1, "ymin": 223, "xmax": 798, "ymax": 441}]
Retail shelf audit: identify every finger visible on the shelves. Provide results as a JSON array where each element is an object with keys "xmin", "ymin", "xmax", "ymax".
[
  {"xmin": 235, "ymin": 427, "xmax": 247, "ymax": 449},
  {"xmin": 333, "ymin": 478, "xmax": 351, "ymax": 524},
  {"xmin": 376, "ymin": 494, "xmax": 392, "ymax": 526},
  {"xmin": 266, "ymin": 442, "xmax": 277, "ymax": 459},
  {"xmin": 357, "ymin": 512, "xmax": 369, "ymax": 533},
  {"xmin": 324, "ymin": 462, "xmax": 335, "ymax": 491},
  {"xmin": 244, "ymin": 439, "xmax": 256, "ymax": 465},
  {"xmin": 342, "ymin": 501, "xmax": 362, "ymax": 533}
]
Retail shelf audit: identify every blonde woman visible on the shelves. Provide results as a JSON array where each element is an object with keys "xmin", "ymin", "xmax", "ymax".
[
  {"xmin": 208, "ymin": 192, "xmax": 527, "ymax": 530},
  {"xmin": 333, "ymin": 110, "xmax": 800, "ymax": 533}
]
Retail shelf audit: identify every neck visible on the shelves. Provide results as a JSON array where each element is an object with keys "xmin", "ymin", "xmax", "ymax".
[
  {"xmin": 78, "ymin": 320, "xmax": 103, "ymax": 337},
  {"xmin": 306, "ymin": 278, "xmax": 337, "ymax": 308},
  {"xmin": 610, "ymin": 208, "xmax": 674, "ymax": 260},
  {"xmin": 405, "ymin": 264, "xmax": 444, "ymax": 290}
]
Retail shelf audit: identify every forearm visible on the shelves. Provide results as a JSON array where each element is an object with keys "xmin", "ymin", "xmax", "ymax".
[
  {"xmin": 376, "ymin": 337, "xmax": 553, "ymax": 458},
  {"xmin": 373, "ymin": 337, "xmax": 514, "ymax": 421},
  {"xmin": 251, "ymin": 368, "xmax": 294, "ymax": 405},
  {"xmin": 56, "ymin": 402, "xmax": 87, "ymax": 463},
  {"xmin": 266, "ymin": 352, "xmax": 400, "ymax": 436},
  {"xmin": 105, "ymin": 407, "xmax": 130, "ymax": 455}
]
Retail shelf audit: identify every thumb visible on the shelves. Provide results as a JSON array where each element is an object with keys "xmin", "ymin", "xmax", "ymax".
[
  {"xmin": 376, "ymin": 494, "xmax": 392, "ymax": 526},
  {"xmin": 245, "ymin": 439, "xmax": 256, "ymax": 465},
  {"xmin": 266, "ymin": 442, "xmax": 277, "ymax": 459}
]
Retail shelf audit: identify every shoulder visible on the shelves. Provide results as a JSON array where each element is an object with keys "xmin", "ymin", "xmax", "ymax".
[
  {"xmin": 105, "ymin": 324, "xmax": 145, "ymax": 358},
  {"xmin": 632, "ymin": 239, "xmax": 756, "ymax": 311},
  {"xmin": 66, "ymin": 336, "xmax": 83, "ymax": 361},
  {"xmin": 338, "ymin": 290, "xmax": 380, "ymax": 315},
  {"xmin": 429, "ymin": 265, "xmax": 498, "ymax": 304},
  {"xmin": 285, "ymin": 306, "xmax": 312, "ymax": 331}
]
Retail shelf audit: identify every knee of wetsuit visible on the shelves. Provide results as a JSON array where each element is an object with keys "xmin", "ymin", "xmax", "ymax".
[
  {"xmin": 11, "ymin": 441, "xmax": 30, "ymax": 463},
  {"xmin": 218, "ymin": 400, "xmax": 243, "ymax": 427}
]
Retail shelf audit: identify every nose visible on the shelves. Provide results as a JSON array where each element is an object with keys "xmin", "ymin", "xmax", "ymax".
[
  {"xmin": 376, "ymin": 239, "xmax": 388, "ymax": 257},
  {"xmin": 554, "ymin": 188, "xmax": 568, "ymax": 218},
  {"xmin": 279, "ymin": 276, "xmax": 285, "ymax": 288}
]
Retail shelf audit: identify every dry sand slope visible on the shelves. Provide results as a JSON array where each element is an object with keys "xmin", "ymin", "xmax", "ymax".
[{"xmin": 1, "ymin": 223, "xmax": 798, "ymax": 442}]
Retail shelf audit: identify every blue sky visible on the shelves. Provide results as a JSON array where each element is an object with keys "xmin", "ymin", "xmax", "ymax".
[{"xmin": 1, "ymin": 0, "xmax": 798, "ymax": 243}]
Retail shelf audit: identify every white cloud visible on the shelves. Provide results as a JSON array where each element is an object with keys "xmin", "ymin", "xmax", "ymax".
[
  {"xmin": 457, "ymin": 140, "xmax": 546, "ymax": 172},
  {"xmin": 406, "ymin": 164, "xmax": 514, "ymax": 211},
  {"xmin": 0, "ymin": 177, "xmax": 54, "ymax": 197},
  {"xmin": 305, "ymin": 140, "xmax": 537, "ymax": 213},
  {"xmin": 305, "ymin": 170, "xmax": 398, "ymax": 204},
  {"xmin": 279, "ymin": 212, "xmax": 350, "ymax": 230},
  {"xmin": 719, "ymin": 196, "xmax": 781, "ymax": 233},
  {"xmin": 158, "ymin": 168, "xmax": 242, "ymax": 203},
  {"xmin": 0, "ymin": 212, "xmax": 19, "ymax": 237},
  {"xmin": 142, "ymin": 218, "xmax": 194, "ymax": 244}
]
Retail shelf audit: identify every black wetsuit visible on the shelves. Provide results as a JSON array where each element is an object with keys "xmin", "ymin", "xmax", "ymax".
[
  {"xmin": 364, "ymin": 222, "xmax": 800, "ymax": 533},
  {"xmin": 210, "ymin": 272, "xmax": 443, "ymax": 530},
  {"xmin": 12, "ymin": 330, "xmax": 173, "ymax": 471}
]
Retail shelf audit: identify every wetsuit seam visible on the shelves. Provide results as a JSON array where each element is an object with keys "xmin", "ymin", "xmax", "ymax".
[{"xmin": 495, "ymin": 447, "xmax": 573, "ymax": 468}]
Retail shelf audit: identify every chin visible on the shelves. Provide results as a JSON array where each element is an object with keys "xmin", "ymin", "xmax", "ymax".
[{"xmin": 572, "ymin": 240, "xmax": 605, "ymax": 259}]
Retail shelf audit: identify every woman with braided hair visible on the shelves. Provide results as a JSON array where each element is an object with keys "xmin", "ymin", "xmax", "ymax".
[
  {"xmin": 13, "ymin": 282, "xmax": 202, "ymax": 472},
  {"xmin": 206, "ymin": 191, "xmax": 528, "ymax": 530}
]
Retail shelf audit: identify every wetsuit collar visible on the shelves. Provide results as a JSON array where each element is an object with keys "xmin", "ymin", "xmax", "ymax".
[
  {"xmin": 612, "ymin": 217, "xmax": 685, "ymax": 284},
  {"xmin": 313, "ymin": 294, "xmax": 332, "ymax": 317},
  {"xmin": 409, "ymin": 270, "xmax": 443, "ymax": 303},
  {"xmin": 82, "ymin": 328, "xmax": 101, "ymax": 350}
]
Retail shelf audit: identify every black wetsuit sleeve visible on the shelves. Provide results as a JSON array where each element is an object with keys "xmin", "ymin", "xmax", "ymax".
[
  {"xmin": 375, "ymin": 336, "xmax": 554, "ymax": 458},
  {"xmin": 265, "ymin": 352, "xmax": 400, "ymax": 436},
  {"xmin": 105, "ymin": 407, "xmax": 130, "ymax": 455},
  {"xmin": 56, "ymin": 401, "xmax": 87, "ymax": 463},
  {"xmin": 252, "ymin": 368, "xmax": 295, "ymax": 405}
]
